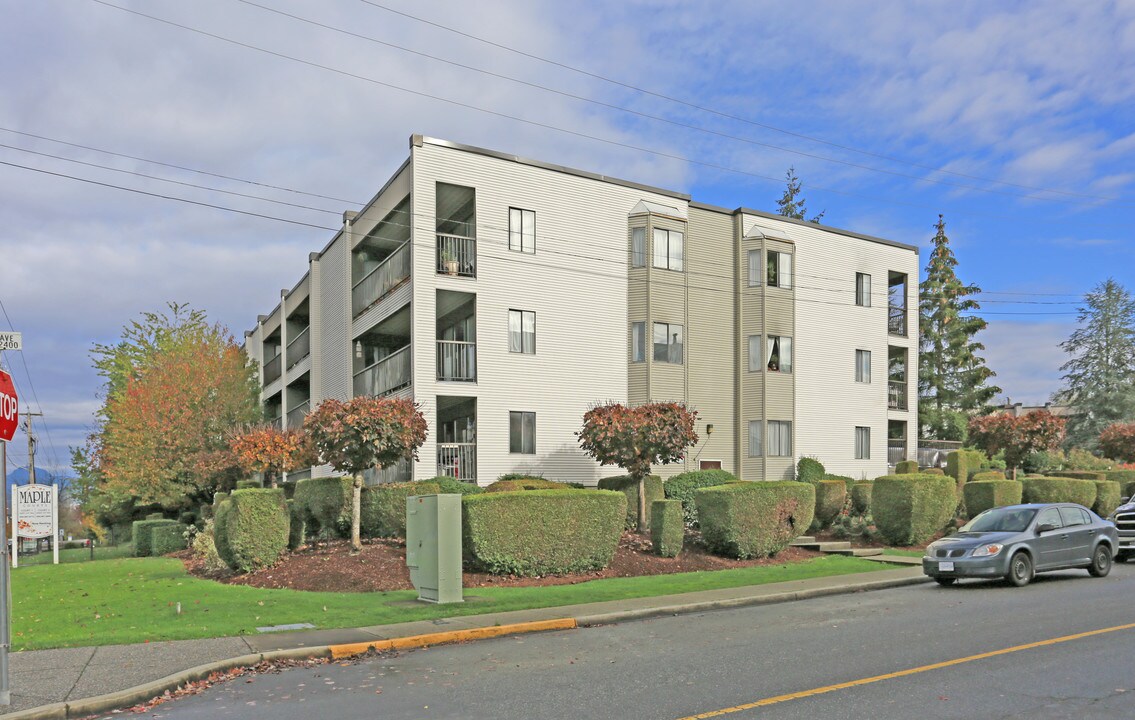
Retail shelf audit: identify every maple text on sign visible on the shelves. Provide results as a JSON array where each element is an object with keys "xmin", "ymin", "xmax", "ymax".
[{"xmin": 14, "ymin": 485, "xmax": 55, "ymax": 539}]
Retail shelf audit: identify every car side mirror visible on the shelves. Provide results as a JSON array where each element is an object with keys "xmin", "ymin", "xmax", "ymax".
[{"xmin": 1036, "ymin": 522, "xmax": 1057, "ymax": 534}]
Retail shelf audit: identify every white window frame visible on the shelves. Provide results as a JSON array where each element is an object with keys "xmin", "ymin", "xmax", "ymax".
[
  {"xmin": 509, "ymin": 207, "xmax": 535, "ymax": 253},
  {"xmin": 509, "ymin": 411, "xmax": 536, "ymax": 454},
  {"xmin": 856, "ymin": 272, "xmax": 872, "ymax": 307},
  {"xmin": 767, "ymin": 420, "xmax": 792, "ymax": 457},
  {"xmin": 748, "ymin": 336, "xmax": 761, "ymax": 372},
  {"xmin": 652, "ymin": 228, "xmax": 684, "ymax": 272},
  {"xmin": 855, "ymin": 426, "xmax": 871, "ymax": 459},
  {"xmin": 767, "ymin": 250, "xmax": 793, "ymax": 289},
  {"xmin": 508, "ymin": 309, "xmax": 535, "ymax": 354},
  {"xmin": 767, "ymin": 335, "xmax": 792, "ymax": 373},
  {"xmin": 653, "ymin": 322, "xmax": 684, "ymax": 364},
  {"xmin": 631, "ymin": 227, "xmax": 646, "ymax": 268},
  {"xmin": 855, "ymin": 349, "xmax": 871, "ymax": 383},
  {"xmin": 631, "ymin": 321, "xmax": 645, "ymax": 363},
  {"xmin": 748, "ymin": 249, "xmax": 761, "ymax": 287}
]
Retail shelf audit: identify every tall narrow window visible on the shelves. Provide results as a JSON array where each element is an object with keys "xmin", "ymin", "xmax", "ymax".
[
  {"xmin": 767, "ymin": 420, "xmax": 792, "ymax": 456},
  {"xmin": 653, "ymin": 322, "xmax": 684, "ymax": 364},
  {"xmin": 748, "ymin": 336, "xmax": 761, "ymax": 372},
  {"xmin": 509, "ymin": 411, "xmax": 536, "ymax": 454},
  {"xmin": 508, "ymin": 310, "xmax": 535, "ymax": 354},
  {"xmin": 631, "ymin": 322, "xmax": 645, "ymax": 362},
  {"xmin": 631, "ymin": 227, "xmax": 645, "ymax": 268},
  {"xmin": 748, "ymin": 249, "xmax": 761, "ymax": 286},
  {"xmin": 767, "ymin": 251, "xmax": 792, "ymax": 289},
  {"xmin": 767, "ymin": 335, "xmax": 792, "ymax": 373},
  {"xmin": 856, "ymin": 272, "xmax": 872, "ymax": 307},
  {"xmin": 748, "ymin": 420, "xmax": 763, "ymax": 457},
  {"xmin": 855, "ymin": 349, "xmax": 871, "ymax": 383},
  {"xmin": 855, "ymin": 426, "xmax": 871, "ymax": 459},
  {"xmin": 652, "ymin": 228, "xmax": 684, "ymax": 271},
  {"xmin": 509, "ymin": 208, "xmax": 535, "ymax": 253}
]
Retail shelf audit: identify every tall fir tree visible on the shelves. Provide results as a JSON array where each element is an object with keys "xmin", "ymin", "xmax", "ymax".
[
  {"xmin": 776, "ymin": 167, "xmax": 825, "ymax": 223},
  {"xmin": 918, "ymin": 215, "xmax": 1000, "ymax": 440},
  {"xmin": 1054, "ymin": 278, "xmax": 1135, "ymax": 451}
]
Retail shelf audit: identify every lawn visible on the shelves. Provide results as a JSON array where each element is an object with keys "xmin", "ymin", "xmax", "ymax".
[
  {"xmin": 15, "ymin": 544, "xmax": 133, "ymax": 567},
  {"xmin": 12, "ymin": 554, "xmax": 889, "ymax": 651},
  {"xmin": 882, "ymin": 548, "xmax": 926, "ymax": 558}
]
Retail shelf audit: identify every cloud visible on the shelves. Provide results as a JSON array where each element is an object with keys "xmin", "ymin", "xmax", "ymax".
[{"xmin": 980, "ymin": 319, "xmax": 1074, "ymax": 406}]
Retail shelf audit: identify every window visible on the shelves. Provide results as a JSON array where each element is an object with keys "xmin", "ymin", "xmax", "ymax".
[
  {"xmin": 767, "ymin": 335, "xmax": 792, "ymax": 373},
  {"xmin": 748, "ymin": 336, "xmax": 761, "ymax": 372},
  {"xmin": 748, "ymin": 420, "xmax": 762, "ymax": 457},
  {"xmin": 652, "ymin": 228, "xmax": 684, "ymax": 271},
  {"xmin": 767, "ymin": 420, "xmax": 792, "ymax": 456},
  {"xmin": 509, "ymin": 411, "xmax": 536, "ymax": 454},
  {"xmin": 855, "ymin": 349, "xmax": 871, "ymax": 383},
  {"xmin": 748, "ymin": 249, "xmax": 761, "ymax": 286},
  {"xmin": 1059, "ymin": 506, "xmax": 1090, "ymax": 527},
  {"xmin": 767, "ymin": 250, "xmax": 792, "ymax": 288},
  {"xmin": 508, "ymin": 310, "xmax": 535, "ymax": 354},
  {"xmin": 855, "ymin": 426, "xmax": 871, "ymax": 459},
  {"xmin": 631, "ymin": 227, "xmax": 645, "ymax": 268},
  {"xmin": 631, "ymin": 322, "xmax": 645, "ymax": 362},
  {"xmin": 509, "ymin": 208, "xmax": 535, "ymax": 253},
  {"xmin": 653, "ymin": 322, "xmax": 684, "ymax": 364},
  {"xmin": 856, "ymin": 272, "xmax": 872, "ymax": 307},
  {"xmin": 1036, "ymin": 507, "xmax": 1062, "ymax": 530}
]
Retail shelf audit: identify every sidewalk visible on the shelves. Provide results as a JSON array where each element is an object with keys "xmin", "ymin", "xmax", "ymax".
[{"xmin": 5, "ymin": 559, "xmax": 927, "ymax": 719}]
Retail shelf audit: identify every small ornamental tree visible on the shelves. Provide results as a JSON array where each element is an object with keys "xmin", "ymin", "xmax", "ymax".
[
  {"xmin": 1098, "ymin": 423, "xmax": 1135, "ymax": 464},
  {"xmin": 577, "ymin": 402, "xmax": 699, "ymax": 530},
  {"xmin": 304, "ymin": 397, "xmax": 428, "ymax": 551},
  {"xmin": 230, "ymin": 425, "xmax": 313, "ymax": 488},
  {"xmin": 967, "ymin": 410, "xmax": 1066, "ymax": 480}
]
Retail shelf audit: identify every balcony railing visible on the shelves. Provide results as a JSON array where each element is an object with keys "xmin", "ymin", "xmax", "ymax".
[
  {"xmin": 917, "ymin": 439, "xmax": 963, "ymax": 469},
  {"xmin": 888, "ymin": 380, "xmax": 907, "ymax": 410},
  {"xmin": 887, "ymin": 439, "xmax": 907, "ymax": 465},
  {"xmin": 436, "ymin": 234, "xmax": 476, "ymax": 278},
  {"xmin": 269, "ymin": 414, "xmax": 283, "ymax": 430},
  {"xmin": 437, "ymin": 340, "xmax": 476, "ymax": 381},
  {"xmin": 352, "ymin": 242, "xmax": 411, "ymax": 318},
  {"xmin": 263, "ymin": 354, "xmax": 282, "ymax": 384},
  {"xmin": 888, "ymin": 305, "xmax": 907, "ymax": 336},
  {"xmin": 286, "ymin": 400, "xmax": 310, "ymax": 429},
  {"xmin": 354, "ymin": 345, "xmax": 412, "ymax": 397},
  {"xmin": 437, "ymin": 443, "xmax": 477, "ymax": 483},
  {"xmin": 286, "ymin": 326, "xmax": 310, "ymax": 369}
]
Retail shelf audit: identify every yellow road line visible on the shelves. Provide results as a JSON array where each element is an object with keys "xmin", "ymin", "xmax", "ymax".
[
  {"xmin": 328, "ymin": 618, "xmax": 577, "ymax": 659},
  {"xmin": 677, "ymin": 621, "xmax": 1135, "ymax": 719}
]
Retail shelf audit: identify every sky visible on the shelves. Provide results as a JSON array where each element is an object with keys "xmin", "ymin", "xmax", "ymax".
[{"xmin": 2, "ymin": 0, "xmax": 1133, "ymax": 476}]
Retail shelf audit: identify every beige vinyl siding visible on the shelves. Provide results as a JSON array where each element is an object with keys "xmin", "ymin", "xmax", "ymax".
[
  {"xmin": 315, "ymin": 231, "xmax": 352, "ymax": 405},
  {"xmin": 627, "ymin": 217, "xmax": 650, "ymax": 405}
]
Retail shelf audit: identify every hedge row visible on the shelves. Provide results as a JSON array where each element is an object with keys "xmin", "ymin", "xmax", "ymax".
[
  {"xmin": 963, "ymin": 479, "xmax": 1023, "ymax": 516},
  {"xmin": 150, "ymin": 523, "xmax": 188, "ymax": 556},
  {"xmin": 1047, "ymin": 470, "xmax": 1105, "ymax": 483},
  {"xmin": 132, "ymin": 519, "xmax": 182, "ymax": 557},
  {"xmin": 360, "ymin": 481, "xmax": 441, "ymax": 538},
  {"xmin": 872, "ymin": 475, "xmax": 956, "ymax": 546},
  {"xmin": 214, "ymin": 488, "xmax": 290, "ymax": 573},
  {"xmin": 651, "ymin": 499, "xmax": 684, "ymax": 557},
  {"xmin": 597, "ymin": 475, "xmax": 664, "ymax": 530},
  {"xmin": 971, "ymin": 471, "xmax": 1006, "ymax": 483},
  {"xmin": 1092, "ymin": 480, "xmax": 1122, "ymax": 516},
  {"xmin": 293, "ymin": 477, "xmax": 353, "ymax": 539},
  {"xmin": 894, "ymin": 460, "xmax": 919, "ymax": 475},
  {"xmin": 1021, "ymin": 477, "xmax": 1097, "ymax": 508},
  {"xmin": 814, "ymin": 480, "xmax": 847, "ymax": 527},
  {"xmin": 946, "ymin": 450, "xmax": 985, "ymax": 489},
  {"xmin": 485, "ymin": 477, "xmax": 570, "ymax": 493},
  {"xmin": 663, "ymin": 469, "xmax": 738, "ymax": 527},
  {"xmin": 695, "ymin": 481, "xmax": 815, "ymax": 559},
  {"xmin": 851, "ymin": 481, "xmax": 873, "ymax": 515}
]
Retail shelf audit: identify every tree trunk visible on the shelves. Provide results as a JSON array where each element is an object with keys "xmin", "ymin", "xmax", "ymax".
[
  {"xmin": 351, "ymin": 473, "xmax": 363, "ymax": 552},
  {"xmin": 637, "ymin": 475, "xmax": 647, "ymax": 532},
  {"xmin": 268, "ymin": 471, "xmax": 278, "ymax": 489},
  {"xmin": 1010, "ymin": 466, "xmax": 1018, "ymax": 481}
]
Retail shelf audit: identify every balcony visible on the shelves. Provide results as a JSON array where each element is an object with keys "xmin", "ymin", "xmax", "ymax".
[
  {"xmin": 354, "ymin": 345, "xmax": 412, "ymax": 397},
  {"xmin": 286, "ymin": 400, "xmax": 310, "ymax": 429},
  {"xmin": 353, "ymin": 242, "xmax": 410, "ymax": 318},
  {"xmin": 888, "ymin": 380, "xmax": 907, "ymax": 410},
  {"xmin": 437, "ymin": 442, "xmax": 476, "ymax": 483},
  {"xmin": 436, "ymin": 234, "xmax": 476, "ymax": 278},
  {"xmin": 887, "ymin": 439, "xmax": 907, "ymax": 465},
  {"xmin": 263, "ymin": 354, "xmax": 282, "ymax": 384},
  {"xmin": 888, "ymin": 306, "xmax": 906, "ymax": 336},
  {"xmin": 286, "ymin": 327, "xmax": 310, "ymax": 369},
  {"xmin": 269, "ymin": 414, "xmax": 283, "ymax": 430},
  {"xmin": 437, "ymin": 340, "xmax": 476, "ymax": 382}
]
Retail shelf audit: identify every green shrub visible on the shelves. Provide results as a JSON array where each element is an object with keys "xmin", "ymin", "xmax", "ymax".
[
  {"xmin": 496, "ymin": 472, "xmax": 545, "ymax": 482},
  {"xmin": 663, "ymin": 469, "xmax": 738, "ymax": 527},
  {"xmin": 1125, "ymin": 482, "xmax": 1135, "ymax": 501},
  {"xmin": 146, "ymin": 512, "xmax": 164, "ymax": 521},
  {"xmin": 293, "ymin": 477, "xmax": 353, "ymax": 538},
  {"xmin": 485, "ymin": 480, "xmax": 523, "ymax": 493},
  {"xmin": 360, "ymin": 481, "xmax": 441, "ymax": 538},
  {"xmin": 1092, "ymin": 480, "xmax": 1122, "ymax": 516},
  {"xmin": 1102, "ymin": 470, "xmax": 1135, "ymax": 487},
  {"xmin": 214, "ymin": 488, "xmax": 290, "ymax": 573},
  {"xmin": 814, "ymin": 480, "xmax": 847, "ymax": 527},
  {"xmin": 190, "ymin": 519, "xmax": 227, "ymax": 574},
  {"xmin": 1065, "ymin": 448, "xmax": 1112, "ymax": 471},
  {"xmin": 695, "ymin": 481, "xmax": 815, "ymax": 559},
  {"xmin": 796, "ymin": 456, "xmax": 825, "ymax": 484},
  {"xmin": 427, "ymin": 476, "xmax": 484, "ymax": 495},
  {"xmin": 946, "ymin": 450, "xmax": 979, "ymax": 488},
  {"xmin": 1048, "ymin": 470, "xmax": 1106, "ymax": 483},
  {"xmin": 872, "ymin": 475, "xmax": 957, "ymax": 546},
  {"xmin": 1020, "ymin": 477, "xmax": 1097, "ymax": 507},
  {"xmin": 199, "ymin": 503, "xmax": 213, "ymax": 520},
  {"xmin": 823, "ymin": 473, "xmax": 856, "ymax": 488},
  {"xmin": 178, "ymin": 511, "xmax": 197, "ymax": 526},
  {"xmin": 651, "ymin": 499, "xmax": 684, "ymax": 557},
  {"xmin": 485, "ymin": 477, "xmax": 567, "ymax": 492},
  {"xmin": 236, "ymin": 479, "xmax": 261, "ymax": 490},
  {"xmin": 894, "ymin": 460, "xmax": 918, "ymax": 474},
  {"xmin": 923, "ymin": 467, "xmax": 945, "ymax": 476},
  {"xmin": 131, "ymin": 519, "xmax": 181, "ymax": 557},
  {"xmin": 851, "ymin": 481, "xmax": 873, "ymax": 515},
  {"xmin": 151, "ymin": 523, "xmax": 188, "ymax": 555},
  {"xmin": 212, "ymin": 492, "xmax": 229, "ymax": 507},
  {"xmin": 963, "ymin": 480, "xmax": 1023, "ymax": 516},
  {"xmin": 597, "ymin": 474, "xmax": 664, "ymax": 530},
  {"xmin": 286, "ymin": 499, "xmax": 304, "ymax": 550},
  {"xmin": 971, "ymin": 471, "xmax": 1006, "ymax": 482},
  {"xmin": 462, "ymin": 490, "xmax": 626, "ymax": 575}
]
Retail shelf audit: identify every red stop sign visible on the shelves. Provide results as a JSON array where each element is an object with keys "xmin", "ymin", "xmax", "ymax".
[{"xmin": 0, "ymin": 369, "xmax": 17, "ymax": 442}]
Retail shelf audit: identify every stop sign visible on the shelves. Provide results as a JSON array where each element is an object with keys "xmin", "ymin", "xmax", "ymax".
[{"xmin": 0, "ymin": 369, "xmax": 17, "ymax": 442}]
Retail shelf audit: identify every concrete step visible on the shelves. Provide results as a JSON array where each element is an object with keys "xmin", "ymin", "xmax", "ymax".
[
  {"xmin": 828, "ymin": 547, "xmax": 885, "ymax": 557},
  {"xmin": 789, "ymin": 536, "xmax": 816, "ymax": 546},
  {"xmin": 793, "ymin": 541, "xmax": 852, "ymax": 552}
]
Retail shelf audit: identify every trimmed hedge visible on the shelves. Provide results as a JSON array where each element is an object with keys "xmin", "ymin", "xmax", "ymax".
[
  {"xmin": 1021, "ymin": 477, "xmax": 1097, "ymax": 507},
  {"xmin": 214, "ymin": 488, "xmax": 290, "ymax": 573},
  {"xmin": 286, "ymin": 499, "xmax": 305, "ymax": 550},
  {"xmin": 1092, "ymin": 480, "xmax": 1122, "ymax": 516},
  {"xmin": 972, "ymin": 471, "xmax": 1006, "ymax": 482},
  {"xmin": 695, "ymin": 481, "xmax": 815, "ymax": 559},
  {"xmin": 894, "ymin": 460, "xmax": 918, "ymax": 475},
  {"xmin": 814, "ymin": 480, "xmax": 847, "ymax": 527},
  {"xmin": 663, "ymin": 469, "xmax": 738, "ymax": 527},
  {"xmin": 1103, "ymin": 470, "xmax": 1135, "ymax": 488},
  {"xmin": 427, "ymin": 476, "xmax": 485, "ymax": 495},
  {"xmin": 923, "ymin": 467, "xmax": 945, "ymax": 476},
  {"xmin": 1049, "ymin": 470, "xmax": 1106, "ymax": 482},
  {"xmin": 597, "ymin": 474, "xmax": 664, "ymax": 530},
  {"xmin": 963, "ymin": 479, "xmax": 1023, "ymax": 516},
  {"xmin": 485, "ymin": 477, "xmax": 568, "ymax": 493},
  {"xmin": 462, "ymin": 490, "xmax": 626, "ymax": 575},
  {"xmin": 150, "ymin": 523, "xmax": 188, "ymax": 555},
  {"xmin": 293, "ymin": 477, "xmax": 354, "ymax": 539},
  {"xmin": 872, "ymin": 475, "xmax": 957, "ymax": 546},
  {"xmin": 851, "ymin": 481, "xmax": 873, "ymax": 515},
  {"xmin": 946, "ymin": 450, "xmax": 984, "ymax": 489},
  {"xmin": 235, "ymin": 479, "xmax": 261, "ymax": 490},
  {"xmin": 797, "ymin": 457, "xmax": 825, "ymax": 484},
  {"xmin": 651, "ymin": 499, "xmax": 684, "ymax": 558},
  {"xmin": 132, "ymin": 519, "xmax": 181, "ymax": 557},
  {"xmin": 360, "ymin": 481, "xmax": 442, "ymax": 538}
]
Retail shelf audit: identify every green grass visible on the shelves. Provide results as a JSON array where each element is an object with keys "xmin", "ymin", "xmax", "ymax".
[
  {"xmin": 12, "ymin": 554, "xmax": 885, "ymax": 651},
  {"xmin": 882, "ymin": 548, "xmax": 925, "ymax": 557},
  {"xmin": 15, "ymin": 545, "xmax": 133, "ymax": 566}
]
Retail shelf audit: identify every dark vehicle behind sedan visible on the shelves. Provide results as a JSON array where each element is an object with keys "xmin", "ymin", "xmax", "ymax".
[{"xmin": 923, "ymin": 503, "xmax": 1118, "ymax": 587}]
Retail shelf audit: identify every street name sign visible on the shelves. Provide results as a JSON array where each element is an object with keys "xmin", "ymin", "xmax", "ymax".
[{"xmin": 0, "ymin": 334, "xmax": 20, "ymax": 352}]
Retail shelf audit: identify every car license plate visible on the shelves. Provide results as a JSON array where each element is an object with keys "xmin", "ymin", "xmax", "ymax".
[{"xmin": 939, "ymin": 561, "xmax": 954, "ymax": 572}]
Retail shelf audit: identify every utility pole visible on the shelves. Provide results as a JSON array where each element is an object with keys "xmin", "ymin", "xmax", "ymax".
[{"xmin": 23, "ymin": 413, "xmax": 41, "ymax": 485}]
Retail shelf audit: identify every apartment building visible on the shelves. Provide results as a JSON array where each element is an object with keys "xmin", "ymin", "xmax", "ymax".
[{"xmin": 245, "ymin": 135, "xmax": 919, "ymax": 486}]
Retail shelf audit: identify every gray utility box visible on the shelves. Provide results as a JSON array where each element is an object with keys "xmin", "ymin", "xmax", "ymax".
[{"xmin": 405, "ymin": 494, "xmax": 463, "ymax": 604}]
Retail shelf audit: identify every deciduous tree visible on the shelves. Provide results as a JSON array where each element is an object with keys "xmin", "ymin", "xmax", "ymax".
[
  {"xmin": 1098, "ymin": 422, "xmax": 1135, "ymax": 464},
  {"xmin": 230, "ymin": 425, "xmax": 313, "ymax": 488},
  {"xmin": 967, "ymin": 411, "xmax": 1065, "ymax": 479}
]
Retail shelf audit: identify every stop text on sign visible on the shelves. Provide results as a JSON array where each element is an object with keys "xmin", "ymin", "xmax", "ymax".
[{"xmin": 0, "ymin": 393, "xmax": 15, "ymax": 423}]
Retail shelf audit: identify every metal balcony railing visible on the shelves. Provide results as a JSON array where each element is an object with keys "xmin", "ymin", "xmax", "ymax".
[
  {"xmin": 352, "ymin": 242, "xmax": 411, "ymax": 318},
  {"xmin": 286, "ymin": 326, "xmax": 310, "ymax": 369},
  {"xmin": 888, "ymin": 305, "xmax": 907, "ymax": 336},
  {"xmin": 263, "ymin": 354, "xmax": 282, "ymax": 384},
  {"xmin": 888, "ymin": 380, "xmax": 908, "ymax": 410},
  {"xmin": 437, "ymin": 443, "xmax": 477, "ymax": 483},
  {"xmin": 286, "ymin": 400, "xmax": 310, "ymax": 430},
  {"xmin": 353, "ymin": 345, "xmax": 412, "ymax": 397},
  {"xmin": 269, "ymin": 414, "xmax": 283, "ymax": 430},
  {"xmin": 436, "ymin": 234, "xmax": 476, "ymax": 278},
  {"xmin": 437, "ymin": 340, "xmax": 476, "ymax": 381},
  {"xmin": 887, "ymin": 439, "xmax": 907, "ymax": 465}
]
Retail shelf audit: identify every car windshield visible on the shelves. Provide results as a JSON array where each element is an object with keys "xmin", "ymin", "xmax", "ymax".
[{"xmin": 961, "ymin": 507, "xmax": 1038, "ymax": 533}]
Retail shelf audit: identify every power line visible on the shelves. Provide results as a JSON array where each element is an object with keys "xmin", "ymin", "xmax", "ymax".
[{"xmin": 0, "ymin": 298, "xmax": 63, "ymax": 472}]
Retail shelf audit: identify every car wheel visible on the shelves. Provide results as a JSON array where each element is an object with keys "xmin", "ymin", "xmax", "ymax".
[
  {"xmin": 1088, "ymin": 545, "xmax": 1112, "ymax": 578},
  {"xmin": 1006, "ymin": 552, "xmax": 1033, "ymax": 587},
  {"xmin": 935, "ymin": 577, "xmax": 956, "ymax": 586}
]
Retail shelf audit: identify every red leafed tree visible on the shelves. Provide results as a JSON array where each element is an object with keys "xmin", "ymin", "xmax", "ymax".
[
  {"xmin": 1098, "ymin": 423, "xmax": 1135, "ymax": 463},
  {"xmin": 304, "ymin": 396, "xmax": 428, "ymax": 551},
  {"xmin": 577, "ymin": 401, "xmax": 699, "ymax": 529},
  {"xmin": 230, "ymin": 425, "xmax": 313, "ymax": 488},
  {"xmin": 967, "ymin": 410, "xmax": 1066, "ymax": 479}
]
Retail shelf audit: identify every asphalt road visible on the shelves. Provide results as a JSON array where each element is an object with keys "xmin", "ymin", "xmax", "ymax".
[{"xmin": 128, "ymin": 564, "xmax": 1135, "ymax": 720}]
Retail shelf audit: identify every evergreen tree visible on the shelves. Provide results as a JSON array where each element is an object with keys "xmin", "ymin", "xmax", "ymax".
[
  {"xmin": 1054, "ymin": 278, "xmax": 1135, "ymax": 450},
  {"xmin": 918, "ymin": 215, "xmax": 1000, "ymax": 440},
  {"xmin": 776, "ymin": 167, "xmax": 825, "ymax": 223}
]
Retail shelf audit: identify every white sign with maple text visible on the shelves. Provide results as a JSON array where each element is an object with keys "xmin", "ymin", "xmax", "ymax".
[{"xmin": 11, "ymin": 484, "xmax": 58, "ymax": 567}]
